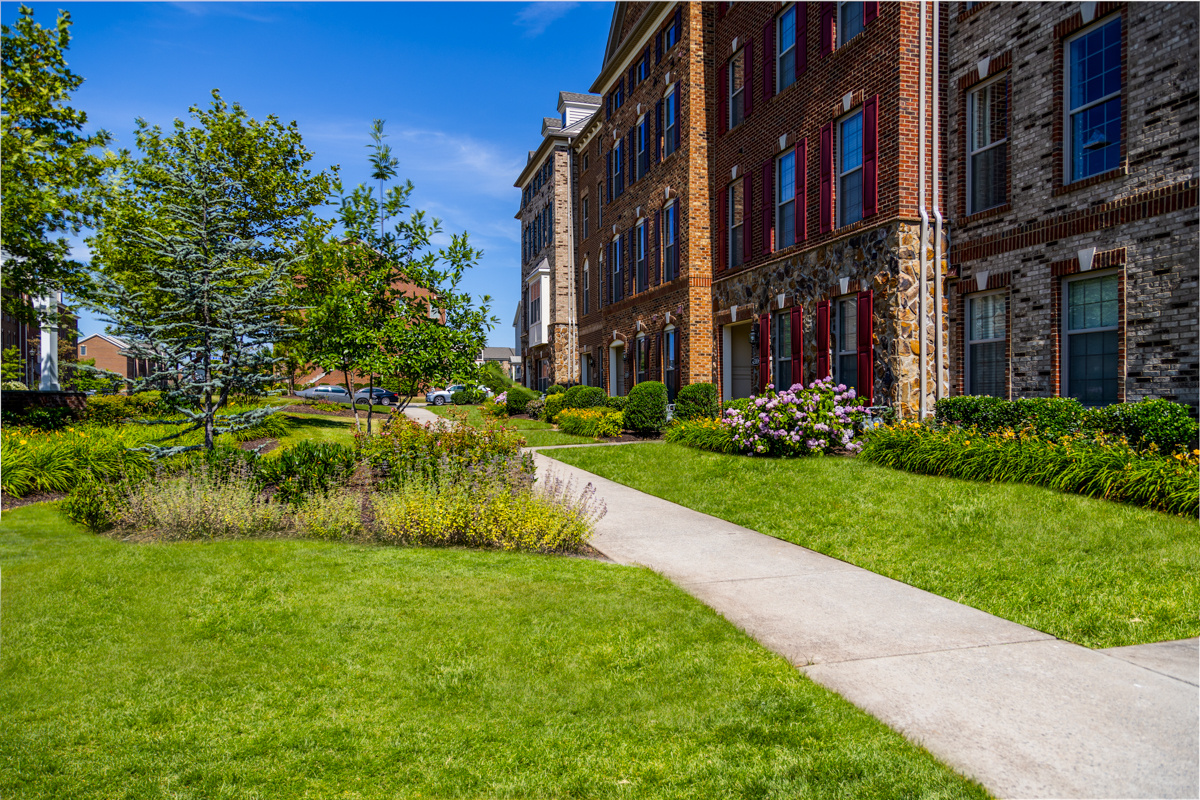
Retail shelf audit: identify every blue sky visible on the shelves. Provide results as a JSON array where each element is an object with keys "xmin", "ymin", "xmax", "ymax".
[{"xmin": 5, "ymin": 1, "xmax": 615, "ymax": 345}]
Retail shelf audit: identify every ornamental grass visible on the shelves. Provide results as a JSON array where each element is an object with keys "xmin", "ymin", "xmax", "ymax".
[
  {"xmin": 664, "ymin": 417, "xmax": 736, "ymax": 453},
  {"xmin": 863, "ymin": 420, "xmax": 1199, "ymax": 516},
  {"xmin": 556, "ymin": 407, "xmax": 624, "ymax": 438}
]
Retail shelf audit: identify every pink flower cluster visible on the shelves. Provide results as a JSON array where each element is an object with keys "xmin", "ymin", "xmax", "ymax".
[
  {"xmin": 723, "ymin": 377, "xmax": 867, "ymax": 457},
  {"xmin": 494, "ymin": 391, "xmax": 507, "ymax": 406}
]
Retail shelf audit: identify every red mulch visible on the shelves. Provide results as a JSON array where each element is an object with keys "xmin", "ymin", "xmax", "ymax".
[
  {"xmin": 238, "ymin": 437, "xmax": 280, "ymax": 455},
  {"xmin": 2, "ymin": 490, "xmax": 67, "ymax": 511}
]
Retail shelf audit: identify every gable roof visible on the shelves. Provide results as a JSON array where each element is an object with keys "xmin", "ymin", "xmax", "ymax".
[{"xmin": 78, "ymin": 332, "xmax": 128, "ymax": 349}]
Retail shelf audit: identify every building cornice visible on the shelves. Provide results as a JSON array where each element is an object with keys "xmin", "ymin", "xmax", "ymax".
[{"xmin": 589, "ymin": 3, "xmax": 675, "ymax": 96}]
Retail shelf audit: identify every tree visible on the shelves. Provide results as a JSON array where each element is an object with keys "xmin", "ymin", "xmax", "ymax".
[
  {"xmin": 98, "ymin": 145, "xmax": 292, "ymax": 454},
  {"xmin": 291, "ymin": 121, "xmax": 495, "ymax": 431},
  {"xmin": 89, "ymin": 90, "xmax": 336, "ymax": 308},
  {"xmin": 1, "ymin": 5, "xmax": 117, "ymax": 324}
]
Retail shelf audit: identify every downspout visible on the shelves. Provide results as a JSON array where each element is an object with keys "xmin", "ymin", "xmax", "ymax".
[
  {"xmin": 918, "ymin": 0, "xmax": 929, "ymax": 419},
  {"xmin": 932, "ymin": 0, "xmax": 944, "ymax": 404},
  {"xmin": 564, "ymin": 139, "xmax": 579, "ymax": 385}
]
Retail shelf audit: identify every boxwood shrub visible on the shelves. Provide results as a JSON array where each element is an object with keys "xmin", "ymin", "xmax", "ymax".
[
  {"xmin": 563, "ymin": 385, "xmax": 607, "ymax": 410},
  {"xmin": 543, "ymin": 393, "xmax": 567, "ymax": 424},
  {"xmin": 557, "ymin": 408, "xmax": 623, "ymax": 438},
  {"xmin": 505, "ymin": 386, "xmax": 539, "ymax": 415},
  {"xmin": 545, "ymin": 384, "xmax": 566, "ymax": 396},
  {"xmin": 674, "ymin": 382, "xmax": 719, "ymax": 421},
  {"xmin": 605, "ymin": 395, "xmax": 628, "ymax": 412},
  {"xmin": 624, "ymin": 381, "xmax": 668, "ymax": 434}
]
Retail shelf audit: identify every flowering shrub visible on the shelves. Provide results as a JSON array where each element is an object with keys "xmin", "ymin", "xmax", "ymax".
[
  {"xmin": 494, "ymin": 391, "xmax": 508, "ymax": 406},
  {"xmin": 557, "ymin": 408, "xmax": 623, "ymax": 438},
  {"xmin": 863, "ymin": 420, "xmax": 1199, "ymax": 516},
  {"xmin": 723, "ymin": 378, "xmax": 868, "ymax": 456},
  {"xmin": 359, "ymin": 415, "xmax": 533, "ymax": 491}
]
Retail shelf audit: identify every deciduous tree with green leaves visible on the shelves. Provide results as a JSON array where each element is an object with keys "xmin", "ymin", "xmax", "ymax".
[{"xmin": 1, "ymin": 5, "xmax": 117, "ymax": 324}]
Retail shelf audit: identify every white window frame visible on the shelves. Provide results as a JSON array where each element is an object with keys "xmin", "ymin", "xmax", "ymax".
[
  {"xmin": 728, "ymin": 180, "xmax": 745, "ymax": 269},
  {"xmin": 664, "ymin": 86, "xmax": 678, "ymax": 157},
  {"xmin": 637, "ymin": 116, "xmax": 649, "ymax": 179},
  {"xmin": 728, "ymin": 50, "xmax": 746, "ymax": 130},
  {"xmin": 582, "ymin": 195, "xmax": 589, "ymax": 239},
  {"xmin": 776, "ymin": 150, "xmax": 796, "ymax": 250},
  {"xmin": 833, "ymin": 294, "xmax": 858, "ymax": 387},
  {"xmin": 611, "ymin": 235, "xmax": 623, "ymax": 303},
  {"xmin": 663, "ymin": 324, "xmax": 678, "ymax": 399},
  {"xmin": 1062, "ymin": 269, "xmax": 1120, "ymax": 406},
  {"xmin": 1064, "ymin": 15, "xmax": 1123, "ymax": 184},
  {"xmin": 837, "ymin": 109, "xmax": 864, "ymax": 228},
  {"xmin": 529, "ymin": 280, "xmax": 541, "ymax": 324},
  {"xmin": 663, "ymin": 201, "xmax": 678, "ymax": 281},
  {"xmin": 965, "ymin": 289, "xmax": 1007, "ymax": 397},
  {"xmin": 776, "ymin": 4, "xmax": 797, "ymax": 92},
  {"xmin": 582, "ymin": 258, "xmax": 590, "ymax": 314},
  {"xmin": 837, "ymin": 1, "xmax": 864, "ymax": 47},
  {"xmin": 635, "ymin": 220, "xmax": 648, "ymax": 293},
  {"xmin": 966, "ymin": 71, "xmax": 1009, "ymax": 214},
  {"xmin": 773, "ymin": 311, "xmax": 792, "ymax": 389},
  {"xmin": 635, "ymin": 333, "xmax": 649, "ymax": 385},
  {"xmin": 79, "ymin": 344, "xmax": 87, "ymax": 356}
]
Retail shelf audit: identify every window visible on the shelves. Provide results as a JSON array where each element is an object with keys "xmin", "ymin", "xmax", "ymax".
[
  {"xmin": 611, "ymin": 238, "xmax": 623, "ymax": 303},
  {"xmin": 583, "ymin": 261, "xmax": 590, "ymax": 314},
  {"xmin": 79, "ymin": 344, "xmax": 87, "ymax": 356},
  {"xmin": 663, "ymin": 202, "xmax": 678, "ymax": 281},
  {"xmin": 777, "ymin": 4, "xmax": 797, "ymax": 91},
  {"xmin": 582, "ymin": 196, "xmax": 589, "ymax": 239},
  {"xmin": 636, "ymin": 336, "xmax": 649, "ymax": 384},
  {"xmin": 966, "ymin": 292, "xmax": 1006, "ymax": 397},
  {"xmin": 637, "ymin": 118, "xmax": 650, "ymax": 179},
  {"xmin": 597, "ymin": 182, "xmax": 604, "ymax": 223},
  {"xmin": 664, "ymin": 88, "xmax": 678, "ymax": 157},
  {"xmin": 615, "ymin": 78, "xmax": 625, "ymax": 109},
  {"xmin": 663, "ymin": 328, "xmax": 678, "ymax": 400},
  {"xmin": 728, "ymin": 49, "xmax": 746, "ymax": 129},
  {"xmin": 613, "ymin": 138, "xmax": 625, "ymax": 197},
  {"xmin": 1065, "ymin": 272, "xmax": 1119, "ymax": 405},
  {"xmin": 839, "ymin": 111, "xmax": 863, "ymax": 226},
  {"xmin": 773, "ymin": 312, "xmax": 792, "ymax": 389},
  {"xmin": 1066, "ymin": 16, "xmax": 1122, "ymax": 182},
  {"xmin": 728, "ymin": 180, "xmax": 745, "ymax": 268},
  {"xmin": 635, "ymin": 221, "xmax": 648, "ymax": 293},
  {"xmin": 529, "ymin": 280, "xmax": 541, "ymax": 324},
  {"xmin": 835, "ymin": 295, "xmax": 857, "ymax": 388},
  {"xmin": 665, "ymin": 11, "xmax": 680, "ymax": 48},
  {"xmin": 967, "ymin": 74, "xmax": 1009, "ymax": 213},
  {"xmin": 637, "ymin": 52, "xmax": 649, "ymax": 82},
  {"xmin": 838, "ymin": 1, "xmax": 864, "ymax": 45},
  {"xmin": 777, "ymin": 150, "xmax": 796, "ymax": 249},
  {"xmin": 583, "ymin": 152, "xmax": 589, "ymax": 172}
]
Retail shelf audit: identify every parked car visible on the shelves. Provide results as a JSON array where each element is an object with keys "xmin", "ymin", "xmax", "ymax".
[
  {"xmin": 354, "ymin": 387, "xmax": 400, "ymax": 406},
  {"xmin": 296, "ymin": 384, "xmax": 352, "ymax": 403},
  {"xmin": 424, "ymin": 384, "xmax": 493, "ymax": 406}
]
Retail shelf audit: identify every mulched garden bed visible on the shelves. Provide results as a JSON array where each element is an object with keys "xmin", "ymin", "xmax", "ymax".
[
  {"xmin": 238, "ymin": 437, "xmax": 280, "ymax": 455},
  {"xmin": 2, "ymin": 490, "xmax": 67, "ymax": 511}
]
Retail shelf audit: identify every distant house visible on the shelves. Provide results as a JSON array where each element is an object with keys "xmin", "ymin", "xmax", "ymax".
[
  {"xmin": 76, "ymin": 333, "xmax": 157, "ymax": 380},
  {"xmin": 478, "ymin": 346, "xmax": 521, "ymax": 382}
]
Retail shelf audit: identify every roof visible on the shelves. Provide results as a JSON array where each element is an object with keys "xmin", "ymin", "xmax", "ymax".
[
  {"xmin": 78, "ymin": 332, "xmax": 128, "ymax": 349},
  {"xmin": 559, "ymin": 91, "xmax": 601, "ymax": 106},
  {"xmin": 481, "ymin": 346, "xmax": 518, "ymax": 361},
  {"xmin": 542, "ymin": 117, "xmax": 562, "ymax": 130}
]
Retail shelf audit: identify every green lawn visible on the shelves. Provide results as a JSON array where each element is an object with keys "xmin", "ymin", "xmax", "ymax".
[
  {"xmin": 429, "ymin": 403, "xmax": 601, "ymax": 447},
  {"xmin": 546, "ymin": 443, "xmax": 1200, "ymax": 649},
  {"xmin": 272, "ymin": 412, "xmax": 359, "ymax": 448},
  {"xmin": 0, "ymin": 504, "xmax": 988, "ymax": 800}
]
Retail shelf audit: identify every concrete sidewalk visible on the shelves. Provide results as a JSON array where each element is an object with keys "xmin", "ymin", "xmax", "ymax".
[{"xmin": 534, "ymin": 450, "xmax": 1200, "ymax": 800}]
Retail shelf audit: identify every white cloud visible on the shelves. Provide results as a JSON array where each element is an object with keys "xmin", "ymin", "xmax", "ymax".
[{"xmin": 514, "ymin": 2, "xmax": 579, "ymax": 38}]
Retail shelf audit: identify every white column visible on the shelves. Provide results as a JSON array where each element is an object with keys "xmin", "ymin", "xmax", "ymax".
[{"xmin": 38, "ymin": 295, "xmax": 59, "ymax": 391}]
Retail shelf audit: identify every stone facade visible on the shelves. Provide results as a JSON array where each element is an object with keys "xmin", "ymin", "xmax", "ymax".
[{"xmin": 947, "ymin": 1, "xmax": 1199, "ymax": 407}]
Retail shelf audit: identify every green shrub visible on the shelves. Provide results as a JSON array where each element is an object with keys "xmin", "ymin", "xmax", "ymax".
[
  {"xmin": 2, "ymin": 380, "xmax": 28, "ymax": 391},
  {"xmin": 1085, "ymin": 398, "xmax": 1199, "ymax": 454},
  {"xmin": 255, "ymin": 440, "xmax": 359, "ymax": 506},
  {"xmin": 360, "ymin": 414, "xmax": 532, "ymax": 491},
  {"xmin": 1, "ymin": 425, "xmax": 151, "ymax": 498},
  {"xmin": 479, "ymin": 360, "xmax": 515, "ymax": 394},
  {"xmin": 624, "ymin": 381, "xmax": 668, "ymax": 435},
  {"xmin": 543, "ymin": 393, "xmax": 567, "ymax": 424},
  {"xmin": 604, "ymin": 395, "xmax": 628, "ymax": 412},
  {"xmin": 722, "ymin": 397, "xmax": 754, "ymax": 417},
  {"xmin": 62, "ymin": 474, "xmax": 126, "ymax": 532},
  {"xmin": 863, "ymin": 420, "xmax": 1198, "ymax": 516},
  {"xmin": 545, "ymin": 384, "xmax": 565, "ymax": 396},
  {"xmin": 664, "ymin": 417, "xmax": 735, "ymax": 453},
  {"xmin": 525, "ymin": 397, "xmax": 546, "ymax": 420},
  {"xmin": 82, "ymin": 391, "xmax": 171, "ymax": 425},
  {"xmin": 557, "ymin": 408, "xmax": 623, "ymax": 438},
  {"xmin": 505, "ymin": 386, "xmax": 539, "ymax": 415},
  {"xmin": 564, "ymin": 385, "xmax": 607, "ymax": 410},
  {"xmin": 0, "ymin": 405, "xmax": 77, "ymax": 430},
  {"xmin": 451, "ymin": 387, "xmax": 485, "ymax": 405},
  {"xmin": 674, "ymin": 382, "xmax": 719, "ymax": 421}
]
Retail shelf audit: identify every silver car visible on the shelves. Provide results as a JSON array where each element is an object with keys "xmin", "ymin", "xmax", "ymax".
[
  {"xmin": 424, "ymin": 384, "xmax": 493, "ymax": 406},
  {"xmin": 296, "ymin": 384, "xmax": 352, "ymax": 403}
]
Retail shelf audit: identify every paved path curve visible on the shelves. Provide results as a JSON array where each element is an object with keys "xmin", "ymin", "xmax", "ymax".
[{"xmin": 533, "ymin": 449, "xmax": 1199, "ymax": 800}]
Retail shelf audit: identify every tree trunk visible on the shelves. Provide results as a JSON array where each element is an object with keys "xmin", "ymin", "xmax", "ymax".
[
  {"xmin": 366, "ymin": 376, "xmax": 374, "ymax": 434},
  {"xmin": 344, "ymin": 369, "xmax": 361, "ymax": 432}
]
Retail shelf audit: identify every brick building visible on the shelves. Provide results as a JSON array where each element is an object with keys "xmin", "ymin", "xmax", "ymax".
[
  {"xmin": 574, "ymin": 2, "xmax": 714, "ymax": 400},
  {"xmin": 945, "ymin": 1, "xmax": 1198, "ymax": 407},
  {"xmin": 516, "ymin": 92, "xmax": 601, "ymax": 391},
  {"xmin": 557, "ymin": 1, "xmax": 1197, "ymax": 412},
  {"xmin": 76, "ymin": 333, "xmax": 155, "ymax": 381},
  {"xmin": 2, "ymin": 291, "xmax": 78, "ymax": 387}
]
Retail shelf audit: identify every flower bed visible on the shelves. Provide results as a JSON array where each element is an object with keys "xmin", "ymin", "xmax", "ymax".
[
  {"xmin": 557, "ymin": 407, "xmax": 623, "ymax": 439},
  {"xmin": 863, "ymin": 420, "xmax": 1199, "ymax": 516},
  {"xmin": 723, "ymin": 379, "xmax": 868, "ymax": 456}
]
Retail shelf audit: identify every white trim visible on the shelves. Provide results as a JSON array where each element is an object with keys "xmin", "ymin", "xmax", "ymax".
[
  {"xmin": 966, "ymin": 70, "xmax": 1009, "ymax": 214},
  {"xmin": 776, "ymin": 4, "xmax": 797, "ymax": 93},
  {"xmin": 836, "ymin": 107, "xmax": 864, "ymax": 228},
  {"xmin": 1063, "ymin": 14, "xmax": 1122, "ymax": 184},
  {"xmin": 964, "ymin": 288, "xmax": 1007, "ymax": 397},
  {"xmin": 1061, "ymin": 268, "xmax": 1120, "ymax": 404}
]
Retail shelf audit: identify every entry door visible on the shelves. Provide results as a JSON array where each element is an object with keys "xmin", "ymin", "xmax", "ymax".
[
  {"xmin": 730, "ymin": 323, "xmax": 753, "ymax": 399},
  {"xmin": 610, "ymin": 346, "xmax": 625, "ymax": 396}
]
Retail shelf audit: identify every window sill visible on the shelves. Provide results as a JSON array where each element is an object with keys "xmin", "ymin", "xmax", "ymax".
[
  {"xmin": 959, "ymin": 202, "xmax": 1011, "ymax": 225},
  {"xmin": 1053, "ymin": 164, "xmax": 1127, "ymax": 196}
]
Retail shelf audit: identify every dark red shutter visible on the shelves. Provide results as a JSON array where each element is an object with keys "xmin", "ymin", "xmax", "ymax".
[
  {"xmin": 863, "ymin": 94, "xmax": 879, "ymax": 217},
  {"xmin": 644, "ymin": 45, "xmax": 651, "ymax": 77},
  {"xmin": 820, "ymin": 2, "xmax": 835, "ymax": 56},
  {"xmin": 763, "ymin": 20, "xmax": 775, "ymax": 99},
  {"xmin": 718, "ymin": 2, "xmax": 727, "ymax": 20},
  {"xmin": 652, "ymin": 210, "xmax": 661, "ymax": 285},
  {"xmin": 626, "ymin": 228, "xmax": 634, "ymax": 297},
  {"xmin": 602, "ymin": 244, "xmax": 609, "ymax": 307},
  {"xmin": 655, "ymin": 332, "xmax": 663, "ymax": 381},
  {"xmin": 864, "ymin": 1, "xmax": 879, "ymax": 25},
  {"xmin": 856, "ymin": 289, "xmax": 874, "ymax": 403},
  {"xmin": 744, "ymin": 39, "xmax": 755, "ymax": 118},
  {"xmin": 628, "ymin": 129, "xmax": 636, "ymax": 184},
  {"xmin": 816, "ymin": 300, "xmax": 831, "ymax": 377},
  {"xmin": 742, "ymin": 173, "xmax": 753, "ymax": 263},
  {"xmin": 671, "ymin": 200, "xmax": 680, "ymax": 278},
  {"xmin": 761, "ymin": 160, "xmax": 774, "ymax": 254},
  {"xmin": 672, "ymin": 87, "xmax": 681, "ymax": 151},
  {"xmin": 606, "ymin": 151, "xmax": 612, "ymax": 202},
  {"xmin": 629, "ymin": 63, "xmax": 637, "ymax": 89},
  {"xmin": 718, "ymin": 187, "xmax": 728, "ymax": 270},
  {"xmin": 718, "ymin": 62, "xmax": 727, "ymax": 136},
  {"xmin": 656, "ymin": 31, "xmax": 663, "ymax": 63},
  {"xmin": 790, "ymin": 305, "xmax": 804, "ymax": 386},
  {"xmin": 796, "ymin": 138, "xmax": 808, "ymax": 241},
  {"xmin": 654, "ymin": 100, "xmax": 663, "ymax": 164},
  {"xmin": 674, "ymin": 6, "xmax": 682, "ymax": 39},
  {"xmin": 758, "ymin": 315, "xmax": 770, "ymax": 391},
  {"xmin": 819, "ymin": 121, "xmax": 833, "ymax": 233},
  {"xmin": 797, "ymin": 2, "xmax": 808, "ymax": 75}
]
